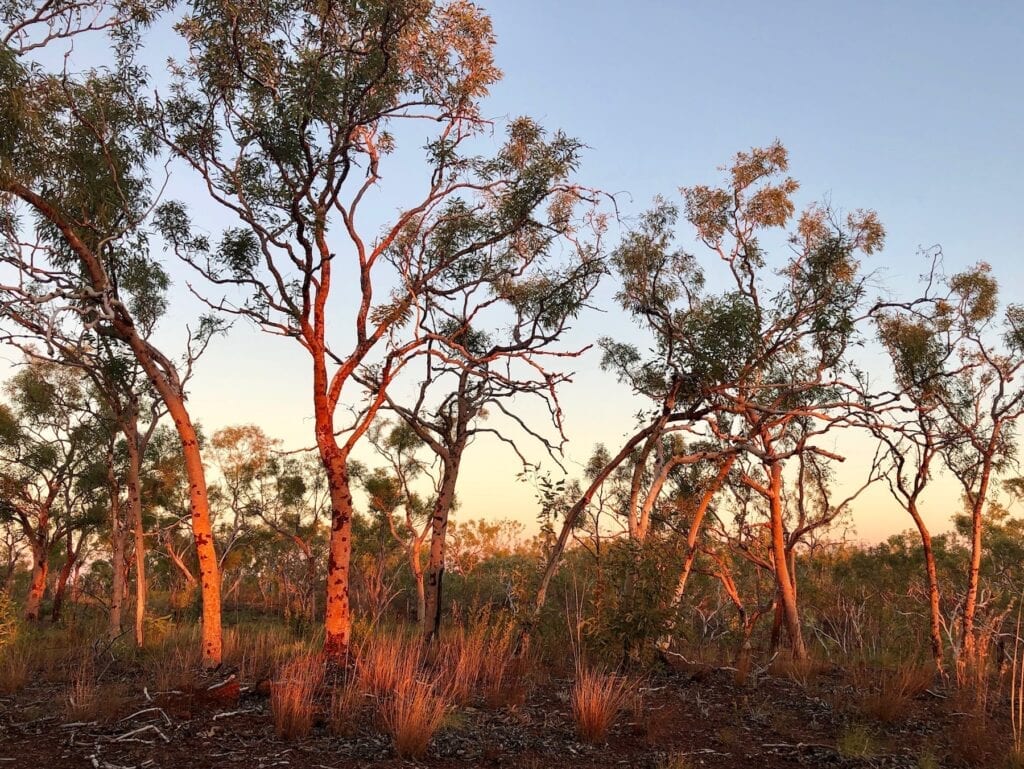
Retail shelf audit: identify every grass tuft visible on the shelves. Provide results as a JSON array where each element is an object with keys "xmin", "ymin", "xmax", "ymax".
[{"xmin": 570, "ymin": 665, "xmax": 632, "ymax": 744}]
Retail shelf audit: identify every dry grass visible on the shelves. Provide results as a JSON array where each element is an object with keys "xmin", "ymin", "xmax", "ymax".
[
  {"xmin": 0, "ymin": 644, "xmax": 31, "ymax": 693},
  {"xmin": 356, "ymin": 630, "xmax": 421, "ymax": 700},
  {"xmin": 570, "ymin": 665, "xmax": 633, "ymax": 744},
  {"xmin": 440, "ymin": 622, "xmax": 487, "ymax": 705},
  {"xmin": 148, "ymin": 635, "xmax": 200, "ymax": 692},
  {"xmin": 477, "ymin": 620, "xmax": 534, "ymax": 708},
  {"xmin": 381, "ymin": 672, "xmax": 450, "ymax": 758},
  {"xmin": 329, "ymin": 673, "xmax": 367, "ymax": 737},
  {"xmin": 769, "ymin": 651, "xmax": 829, "ymax": 688},
  {"xmin": 350, "ymin": 627, "xmax": 450, "ymax": 756},
  {"xmin": 64, "ymin": 653, "xmax": 124, "ymax": 722},
  {"xmin": 855, "ymin": 660, "xmax": 935, "ymax": 722},
  {"xmin": 270, "ymin": 651, "xmax": 325, "ymax": 739}
]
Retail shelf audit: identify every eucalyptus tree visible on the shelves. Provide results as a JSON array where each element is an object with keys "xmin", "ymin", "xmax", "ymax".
[
  {"xmin": 677, "ymin": 143, "xmax": 884, "ymax": 659},
  {"xmin": 157, "ymin": 0, "xmax": 599, "ymax": 657},
  {"xmin": 875, "ymin": 258, "xmax": 1024, "ymax": 670},
  {"xmin": 0, "ymin": 361, "xmax": 101, "ymax": 619},
  {"xmin": 0, "ymin": 314, "xmax": 167, "ymax": 645},
  {"xmin": 0, "ymin": 2, "xmax": 226, "ymax": 664},
  {"xmin": 520, "ymin": 200, "xmax": 730, "ymax": 648},
  {"xmin": 371, "ymin": 246, "xmax": 602, "ymax": 638},
  {"xmin": 866, "ymin": 288, "xmax": 957, "ymax": 673}
]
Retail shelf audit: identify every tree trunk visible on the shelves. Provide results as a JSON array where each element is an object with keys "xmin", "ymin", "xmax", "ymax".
[
  {"xmin": 423, "ymin": 456, "xmax": 461, "ymax": 639},
  {"xmin": 322, "ymin": 445, "xmax": 354, "ymax": 659},
  {"xmin": 107, "ymin": 458, "xmax": 126, "ymax": 639},
  {"xmin": 411, "ymin": 535, "xmax": 426, "ymax": 625},
  {"xmin": 907, "ymin": 502, "xmax": 944, "ymax": 673},
  {"xmin": 120, "ymin": 332, "xmax": 222, "ymax": 667},
  {"xmin": 50, "ymin": 539, "xmax": 77, "ymax": 623},
  {"xmin": 4, "ymin": 182, "xmax": 222, "ymax": 667},
  {"xmin": 124, "ymin": 424, "xmax": 147, "ymax": 648},
  {"xmin": 24, "ymin": 541, "xmax": 48, "ymax": 621},
  {"xmin": 768, "ymin": 462, "xmax": 805, "ymax": 658},
  {"xmin": 658, "ymin": 456, "xmax": 735, "ymax": 650},
  {"xmin": 961, "ymin": 456, "xmax": 993, "ymax": 667}
]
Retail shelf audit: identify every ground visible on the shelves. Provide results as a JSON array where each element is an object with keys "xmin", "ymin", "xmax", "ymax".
[{"xmin": 0, "ymin": 658, "xmax": 1009, "ymax": 769}]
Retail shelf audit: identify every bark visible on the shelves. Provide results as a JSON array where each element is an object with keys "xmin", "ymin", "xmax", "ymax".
[
  {"xmin": 423, "ymin": 454, "xmax": 461, "ymax": 639},
  {"xmin": 768, "ymin": 461, "xmax": 806, "ymax": 658},
  {"xmin": 156, "ymin": 391, "xmax": 222, "ymax": 667},
  {"xmin": 905, "ymin": 502, "xmax": 944, "ymax": 672},
  {"xmin": 322, "ymin": 443, "xmax": 354, "ymax": 659},
  {"xmin": 961, "ymin": 449, "xmax": 995, "ymax": 666},
  {"xmin": 24, "ymin": 542, "xmax": 47, "ymax": 621},
  {"xmin": 124, "ymin": 427, "xmax": 147, "ymax": 648},
  {"xmin": 107, "ymin": 458, "xmax": 126, "ymax": 639}
]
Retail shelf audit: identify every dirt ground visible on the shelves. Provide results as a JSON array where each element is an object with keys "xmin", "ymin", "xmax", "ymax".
[{"xmin": 0, "ymin": 663, "xmax": 1010, "ymax": 768}]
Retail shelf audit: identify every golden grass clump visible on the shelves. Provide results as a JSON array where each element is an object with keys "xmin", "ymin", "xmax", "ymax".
[
  {"xmin": 570, "ymin": 665, "xmax": 632, "ymax": 744},
  {"xmin": 440, "ymin": 622, "xmax": 487, "ymax": 706},
  {"xmin": 381, "ymin": 672, "xmax": 450, "ymax": 759},
  {"xmin": 270, "ymin": 652, "xmax": 325, "ymax": 739},
  {"xmin": 855, "ymin": 660, "xmax": 935, "ymax": 722},
  {"xmin": 0, "ymin": 644, "xmax": 31, "ymax": 693}
]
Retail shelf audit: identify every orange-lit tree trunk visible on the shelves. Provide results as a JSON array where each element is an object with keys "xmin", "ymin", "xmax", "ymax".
[
  {"xmin": 24, "ymin": 540, "xmax": 48, "ymax": 621},
  {"xmin": 668, "ymin": 456, "xmax": 736, "ymax": 606},
  {"xmin": 319, "ymin": 428, "xmax": 355, "ymax": 658},
  {"xmin": 961, "ymin": 452, "xmax": 995, "ymax": 666},
  {"xmin": 767, "ymin": 461, "xmax": 806, "ymax": 659},
  {"xmin": 906, "ymin": 502, "xmax": 944, "ymax": 673},
  {"xmin": 4, "ymin": 183, "xmax": 223, "ymax": 667},
  {"xmin": 127, "ymin": 340, "xmax": 222, "ymax": 667}
]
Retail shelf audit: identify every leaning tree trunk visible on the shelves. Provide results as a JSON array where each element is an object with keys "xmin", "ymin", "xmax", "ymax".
[
  {"xmin": 519, "ymin": 426, "xmax": 660, "ymax": 653},
  {"xmin": 768, "ymin": 461, "xmax": 806, "ymax": 659},
  {"xmin": 657, "ymin": 457, "xmax": 735, "ymax": 651},
  {"xmin": 907, "ymin": 502, "xmax": 944, "ymax": 674},
  {"xmin": 5, "ymin": 181, "xmax": 222, "ymax": 666}
]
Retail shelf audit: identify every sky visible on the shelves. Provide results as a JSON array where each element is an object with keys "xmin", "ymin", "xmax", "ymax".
[{"xmin": 5, "ymin": 1, "xmax": 1024, "ymax": 544}]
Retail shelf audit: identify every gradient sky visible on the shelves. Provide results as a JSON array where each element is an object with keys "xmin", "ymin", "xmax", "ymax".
[{"xmin": 4, "ymin": 1, "xmax": 1024, "ymax": 543}]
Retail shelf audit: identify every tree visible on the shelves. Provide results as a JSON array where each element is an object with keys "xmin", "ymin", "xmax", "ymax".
[
  {"xmin": 877, "ymin": 256, "xmax": 1024, "ymax": 671},
  {"xmin": 674, "ymin": 143, "xmax": 883, "ymax": 659},
  {"xmin": 0, "ymin": 3, "xmax": 225, "ymax": 665},
  {"xmin": 0, "ymin": 361, "xmax": 100, "ymax": 619},
  {"xmin": 867, "ymin": 289, "xmax": 956, "ymax": 673},
  {"xmin": 158, "ymin": 0, "xmax": 598, "ymax": 657}
]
